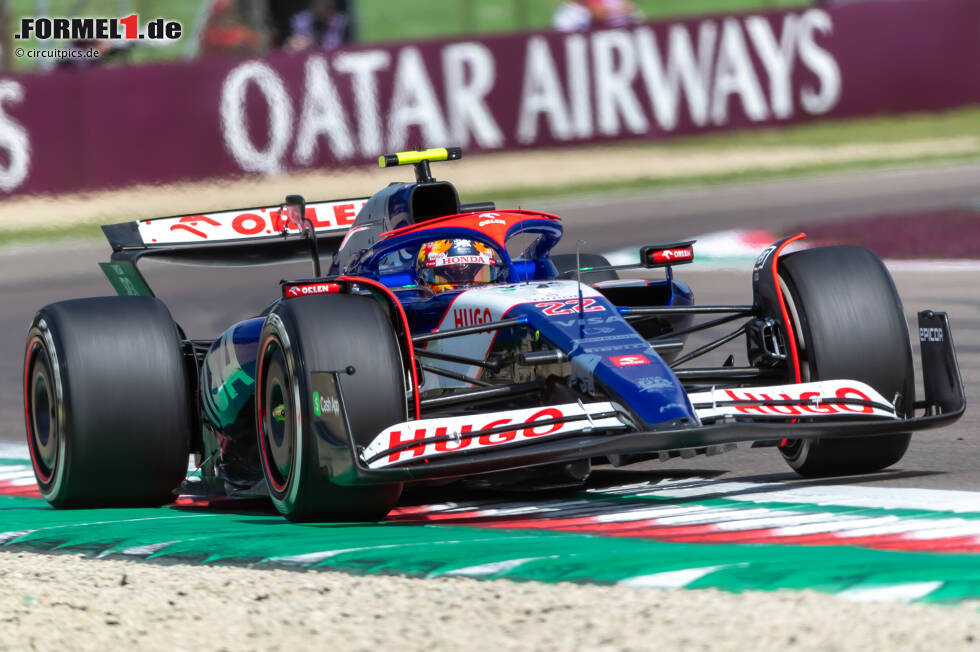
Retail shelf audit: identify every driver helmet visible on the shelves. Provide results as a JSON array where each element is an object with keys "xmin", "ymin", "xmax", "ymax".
[{"xmin": 416, "ymin": 239, "xmax": 504, "ymax": 294}]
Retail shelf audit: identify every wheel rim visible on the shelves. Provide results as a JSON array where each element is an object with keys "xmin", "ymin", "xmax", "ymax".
[
  {"xmin": 267, "ymin": 379, "xmax": 291, "ymax": 476},
  {"xmin": 27, "ymin": 344, "xmax": 58, "ymax": 483},
  {"xmin": 259, "ymin": 340, "xmax": 293, "ymax": 492}
]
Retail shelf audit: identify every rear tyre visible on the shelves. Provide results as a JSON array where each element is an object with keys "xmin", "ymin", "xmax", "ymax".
[
  {"xmin": 777, "ymin": 246, "xmax": 914, "ymax": 476},
  {"xmin": 551, "ymin": 253, "xmax": 619, "ymax": 283},
  {"xmin": 256, "ymin": 295, "xmax": 405, "ymax": 522},
  {"xmin": 23, "ymin": 297, "xmax": 192, "ymax": 507}
]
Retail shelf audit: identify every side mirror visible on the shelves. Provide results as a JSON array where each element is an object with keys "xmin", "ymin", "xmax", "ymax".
[
  {"xmin": 281, "ymin": 194, "xmax": 308, "ymax": 234},
  {"xmin": 281, "ymin": 194, "xmax": 320, "ymax": 276}
]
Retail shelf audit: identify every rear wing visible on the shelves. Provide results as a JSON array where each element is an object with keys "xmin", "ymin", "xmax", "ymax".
[
  {"xmin": 103, "ymin": 197, "xmax": 368, "ymax": 251},
  {"xmin": 99, "ymin": 197, "xmax": 368, "ymax": 297}
]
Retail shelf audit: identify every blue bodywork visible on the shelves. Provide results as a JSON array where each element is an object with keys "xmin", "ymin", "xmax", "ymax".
[
  {"xmin": 201, "ymin": 180, "xmax": 698, "ymax": 480},
  {"xmin": 501, "ymin": 295, "xmax": 695, "ymax": 428}
]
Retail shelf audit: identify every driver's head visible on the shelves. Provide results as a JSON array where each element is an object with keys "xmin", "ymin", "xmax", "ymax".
[{"xmin": 416, "ymin": 239, "xmax": 503, "ymax": 294}]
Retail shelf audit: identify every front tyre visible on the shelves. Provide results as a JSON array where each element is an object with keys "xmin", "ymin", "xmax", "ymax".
[
  {"xmin": 256, "ymin": 295, "xmax": 404, "ymax": 522},
  {"xmin": 23, "ymin": 297, "xmax": 192, "ymax": 507},
  {"xmin": 777, "ymin": 246, "xmax": 914, "ymax": 476}
]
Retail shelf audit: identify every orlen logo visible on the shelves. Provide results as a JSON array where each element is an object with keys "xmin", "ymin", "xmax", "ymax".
[
  {"xmin": 920, "ymin": 327, "xmax": 944, "ymax": 343},
  {"xmin": 648, "ymin": 247, "xmax": 693, "ymax": 264},
  {"xmin": 453, "ymin": 307, "xmax": 492, "ymax": 328},
  {"xmin": 610, "ymin": 354, "xmax": 650, "ymax": 367},
  {"xmin": 167, "ymin": 215, "xmax": 220, "ymax": 240},
  {"xmin": 284, "ymin": 282, "xmax": 341, "ymax": 298},
  {"xmin": 141, "ymin": 199, "xmax": 367, "ymax": 244},
  {"xmin": 191, "ymin": 204, "xmax": 357, "ymax": 238},
  {"xmin": 478, "ymin": 212, "xmax": 506, "ymax": 227}
]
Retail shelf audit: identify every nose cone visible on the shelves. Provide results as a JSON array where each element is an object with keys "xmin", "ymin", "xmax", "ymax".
[{"xmin": 516, "ymin": 296, "xmax": 697, "ymax": 430}]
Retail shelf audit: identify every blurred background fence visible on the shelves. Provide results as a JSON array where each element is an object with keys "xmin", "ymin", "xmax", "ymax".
[
  {"xmin": 0, "ymin": 0, "xmax": 977, "ymax": 197},
  {"xmin": 2, "ymin": 0, "xmax": 808, "ymax": 72}
]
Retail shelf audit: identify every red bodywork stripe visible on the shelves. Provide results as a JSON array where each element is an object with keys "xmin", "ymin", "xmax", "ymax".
[
  {"xmin": 772, "ymin": 233, "xmax": 807, "ymax": 383},
  {"xmin": 378, "ymin": 209, "xmax": 561, "ymax": 242},
  {"xmin": 338, "ymin": 276, "xmax": 422, "ymax": 419}
]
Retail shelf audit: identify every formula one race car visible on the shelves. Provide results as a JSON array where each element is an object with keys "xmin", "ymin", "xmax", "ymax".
[{"xmin": 23, "ymin": 148, "xmax": 965, "ymax": 521}]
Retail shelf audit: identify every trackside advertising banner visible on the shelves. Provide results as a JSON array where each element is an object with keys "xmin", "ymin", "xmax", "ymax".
[{"xmin": 0, "ymin": 0, "xmax": 977, "ymax": 196}]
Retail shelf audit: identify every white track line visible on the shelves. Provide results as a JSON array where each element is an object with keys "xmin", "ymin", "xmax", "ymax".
[
  {"xmin": 620, "ymin": 565, "xmax": 731, "ymax": 589},
  {"xmin": 0, "ymin": 443, "xmax": 28, "ymax": 460},
  {"xmin": 444, "ymin": 557, "xmax": 548, "ymax": 577},
  {"xmin": 837, "ymin": 582, "xmax": 944, "ymax": 603}
]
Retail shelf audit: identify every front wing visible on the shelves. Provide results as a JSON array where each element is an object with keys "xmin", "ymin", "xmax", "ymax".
[{"xmin": 318, "ymin": 311, "xmax": 964, "ymax": 485}]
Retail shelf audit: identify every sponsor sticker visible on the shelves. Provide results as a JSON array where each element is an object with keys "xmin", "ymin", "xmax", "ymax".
[
  {"xmin": 283, "ymin": 282, "xmax": 341, "ymax": 298},
  {"xmin": 318, "ymin": 393, "xmax": 340, "ymax": 417},
  {"xmin": 478, "ymin": 212, "xmax": 507, "ymax": 227},
  {"xmin": 611, "ymin": 354, "xmax": 650, "ymax": 367},
  {"xmin": 753, "ymin": 244, "xmax": 778, "ymax": 271},
  {"xmin": 362, "ymin": 402, "xmax": 625, "ymax": 469},
  {"xmin": 637, "ymin": 376, "xmax": 674, "ymax": 392},
  {"xmin": 138, "ymin": 198, "xmax": 367, "ymax": 245},
  {"xmin": 688, "ymin": 380, "xmax": 897, "ymax": 420},
  {"xmin": 647, "ymin": 247, "xmax": 693, "ymax": 264},
  {"xmin": 919, "ymin": 327, "xmax": 944, "ymax": 343},
  {"xmin": 584, "ymin": 326, "xmax": 616, "ymax": 335},
  {"xmin": 452, "ymin": 307, "xmax": 493, "ymax": 328},
  {"xmin": 426, "ymin": 254, "xmax": 496, "ymax": 268}
]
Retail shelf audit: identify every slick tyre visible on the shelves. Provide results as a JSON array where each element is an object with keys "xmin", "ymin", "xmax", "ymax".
[
  {"xmin": 256, "ymin": 294, "xmax": 404, "ymax": 522},
  {"xmin": 551, "ymin": 253, "xmax": 619, "ymax": 283},
  {"xmin": 23, "ymin": 297, "xmax": 192, "ymax": 507},
  {"xmin": 777, "ymin": 246, "xmax": 914, "ymax": 477}
]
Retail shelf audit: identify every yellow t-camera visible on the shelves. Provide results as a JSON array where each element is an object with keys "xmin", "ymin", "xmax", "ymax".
[{"xmin": 379, "ymin": 147, "xmax": 462, "ymax": 169}]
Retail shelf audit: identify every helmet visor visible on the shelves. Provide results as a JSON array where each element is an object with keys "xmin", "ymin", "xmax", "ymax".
[
  {"xmin": 430, "ymin": 262, "xmax": 497, "ymax": 286},
  {"xmin": 418, "ymin": 239, "xmax": 502, "ymax": 291}
]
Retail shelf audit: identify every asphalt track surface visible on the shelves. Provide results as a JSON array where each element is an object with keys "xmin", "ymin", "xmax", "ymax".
[{"xmin": 1, "ymin": 162, "xmax": 977, "ymax": 496}]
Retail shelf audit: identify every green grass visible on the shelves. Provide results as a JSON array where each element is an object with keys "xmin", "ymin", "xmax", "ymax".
[
  {"xmin": 649, "ymin": 106, "xmax": 980, "ymax": 151},
  {"xmin": 357, "ymin": 0, "xmax": 804, "ymax": 42},
  {"xmin": 0, "ymin": 220, "xmax": 109, "ymax": 246}
]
